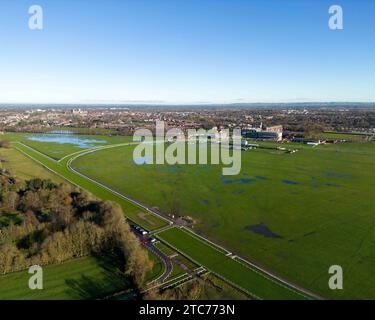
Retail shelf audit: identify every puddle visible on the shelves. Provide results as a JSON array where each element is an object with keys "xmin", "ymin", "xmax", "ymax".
[
  {"xmin": 282, "ymin": 179, "xmax": 299, "ymax": 185},
  {"xmin": 256, "ymin": 176, "xmax": 267, "ymax": 180},
  {"xmin": 325, "ymin": 172, "xmax": 349, "ymax": 178},
  {"xmin": 245, "ymin": 223, "xmax": 282, "ymax": 239},
  {"xmin": 222, "ymin": 177, "xmax": 256, "ymax": 184},
  {"xmin": 325, "ymin": 183, "xmax": 341, "ymax": 187}
]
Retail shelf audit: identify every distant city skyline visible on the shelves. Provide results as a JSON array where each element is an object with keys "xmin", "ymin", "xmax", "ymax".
[{"xmin": 0, "ymin": 0, "xmax": 374, "ymax": 104}]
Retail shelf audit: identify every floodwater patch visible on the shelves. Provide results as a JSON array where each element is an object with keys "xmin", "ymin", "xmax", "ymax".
[
  {"xmin": 221, "ymin": 177, "xmax": 256, "ymax": 184},
  {"xmin": 282, "ymin": 179, "xmax": 299, "ymax": 185},
  {"xmin": 325, "ymin": 172, "xmax": 349, "ymax": 179},
  {"xmin": 201, "ymin": 199, "xmax": 209, "ymax": 205},
  {"xmin": 232, "ymin": 190, "xmax": 244, "ymax": 195},
  {"xmin": 244, "ymin": 223, "xmax": 282, "ymax": 239},
  {"xmin": 28, "ymin": 134, "xmax": 106, "ymax": 149},
  {"xmin": 256, "ymin": 176, "xmax": 267, "ymax": 180}
]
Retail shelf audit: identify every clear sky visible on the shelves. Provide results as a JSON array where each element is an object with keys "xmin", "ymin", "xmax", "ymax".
[{"xmin": 0, "ymin": 0, "xmax": 374, "ymax": 104}]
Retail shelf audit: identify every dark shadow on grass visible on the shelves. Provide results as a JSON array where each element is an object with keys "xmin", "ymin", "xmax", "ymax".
[{"xmin": 64, "ymin": 254, "xmax": 132, "ymax": 300}]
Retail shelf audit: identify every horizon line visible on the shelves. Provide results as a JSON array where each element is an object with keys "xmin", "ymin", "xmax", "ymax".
[{"xmin": 1, "ymin": 101, "xmax": 375, "ymax": 107}]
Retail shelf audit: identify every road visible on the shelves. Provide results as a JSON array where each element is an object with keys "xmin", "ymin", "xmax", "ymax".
[
  {"xmin": 132, "ymin": 229, "xmax": 173, "ymax": 284},
  {"xmin": 146, "ymin": 242, "xmax": 173, "ymax": 283}
]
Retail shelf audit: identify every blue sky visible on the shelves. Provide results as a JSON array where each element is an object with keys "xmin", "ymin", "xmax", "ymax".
[{"xmin": 0, "ymin": 0, "xmax": 374, "ymax": 104}]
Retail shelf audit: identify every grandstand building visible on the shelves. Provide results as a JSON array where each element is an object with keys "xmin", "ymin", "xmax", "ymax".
[{"xmin": 242, "ymin": 123, "xmax": 283, "ymax": 142}]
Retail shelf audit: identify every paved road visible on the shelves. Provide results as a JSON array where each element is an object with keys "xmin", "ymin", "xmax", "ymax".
[
  {"xmin": 132, "ymin": 229, "xmax": 173, "ymax": 284},
  {"xmin": 146, "ymin": 242, "xmax": 173, "ymax": 283}
]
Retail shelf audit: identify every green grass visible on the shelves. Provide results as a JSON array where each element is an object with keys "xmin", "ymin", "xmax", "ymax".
[
  {"xmin": 145, "ymin": 250, "xmax": 165, "ymax": 283},
  {"xmin": 0, "ymin": 147, "xmax": 63, "ymax": 183},
  {"xmin": 71, "ymin": 141, "xmax": 375, "ymax": 299},
  {"xmin": 0, "ymin": 256, "xmax": 131, "ymax": 300},
  {"xmin": 158, "ymin": 227, "xmax": 305, "ymax": 299}
]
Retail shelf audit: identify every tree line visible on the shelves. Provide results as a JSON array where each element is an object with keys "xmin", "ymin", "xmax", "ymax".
[{"xmin": 0, "ymin": 171, "xmax": 153, "ymax": 288}]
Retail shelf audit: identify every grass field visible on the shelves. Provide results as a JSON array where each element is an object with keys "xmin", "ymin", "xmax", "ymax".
[
  {"xmin": 0, "ymin": 256, "xmax": 131, "ymax": 300},
  {"xmin": 71, "ymin": 141, "xmax": 375, "ymax": 299}
]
